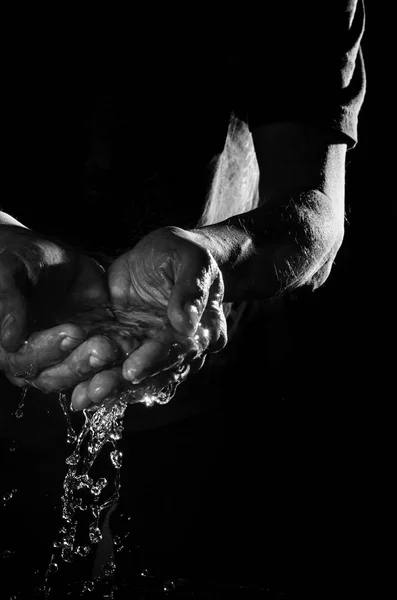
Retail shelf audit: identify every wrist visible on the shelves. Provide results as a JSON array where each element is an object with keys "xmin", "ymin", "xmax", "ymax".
[
  {"xmin": 190, "ymin": 225, "xmax": 256, "ymax": 302},
  {"xmin": 191, "ymin": 224, "xmax": 253, "ymax": 271},
  {"xmin": 190, "ymin": 199, "xmax": 335, "ymax": 301}
]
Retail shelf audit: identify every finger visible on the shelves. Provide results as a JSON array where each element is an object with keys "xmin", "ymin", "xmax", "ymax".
[
  {"xmin": 200, "ymin": 275, "xmax": 227, "ymax": 354},
  {"xmin": 33, "ymin": 335, "xmax": 120, "ymax": 392},
  {"xmin": 128, "ymin": 363, "xmax": 191, "ymax": 404},
  {"xmin": 88, "ymin": 367, "xmax": 124, "ymax": 405},
  {"xmin": 168, "ymin": 250, "xmax": 216, "ymax": 337},
  {"xmin": 121, "ymin": 336, "xmax": 186, "ymax": 383},
  {"xmin": 7, "ymin": 323, "xmax": 88, "ymax": 377},
  {"xmin": 107, "ymin": 255, "xmax": 133, "ymax": 311},
  {"xmin": 200, "ymin": 307, "xmax": 227, "ymax": 354},
  {"xmin": 71, "ymin": 380, "xmax": 92, "ymax": 411},
  {"xmin": 0, "ymin": 254, "xmax": 28, "ymax": 352},
  {"xmin": 73, "ymin": 363, "xmax": 192, "ymax": 411}
]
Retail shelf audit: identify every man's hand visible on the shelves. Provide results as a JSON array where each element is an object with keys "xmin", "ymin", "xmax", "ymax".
[
  {"xmin": 70, "ymin": 226, "xmax": 228, "ymax": 410},
  {"xmin": 0, "ymin": 225, "xmax": 125, "ymax": 392}
]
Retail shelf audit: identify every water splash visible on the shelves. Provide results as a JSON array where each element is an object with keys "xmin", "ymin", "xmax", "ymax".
[
  {"xmin": 42, "ymin": 317, "xmax": 210, "ymax": 597},
  {"xmin": 14, "ymin": 387, "xmax": 28, "ymax": 419},
  {"xmin": 58, "ymin": 392, "xmax": 77, "ymax": 444},
  {"xmin": 2, "ymin": 488, "xmax": 18, "ymax": 506},
  {"xmin": 163, "ymin": 579, "xmax": 176, "ymax": 593}
]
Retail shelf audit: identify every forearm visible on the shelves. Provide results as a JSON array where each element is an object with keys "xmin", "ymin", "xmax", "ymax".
[{"xmin": 192, "ymin": 188, "xmax": 344, "ymax": 302}]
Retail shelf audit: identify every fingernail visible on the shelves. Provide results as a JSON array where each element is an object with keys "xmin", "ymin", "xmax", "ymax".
[
  {"xmin": 124, "ymin": 363, "xmax": 142, "ymax": 383},
  {"xmin": 125, "ymin": 368, "xmax": 138, "ymax": 383},
  {"xmin": 61, "ymin": 336, "xmax": 82, "ymax": 350},
  {"xmin": 89, "ymin": 355, "xmax": 107, "ymax": 368}
]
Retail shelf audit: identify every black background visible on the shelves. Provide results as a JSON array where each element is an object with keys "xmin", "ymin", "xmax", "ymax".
[{"xmin": 0, "ymin": 4, "xmax": 387, "ymax": 599}]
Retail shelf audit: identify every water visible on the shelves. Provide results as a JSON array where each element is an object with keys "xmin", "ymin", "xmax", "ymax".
[
  {"xmin": 58, "ymin": 392, "xmax": 77, "ymax": 444},
  {"xmin": 163, "ymin": 580, "xmax": 176, "ymax": 594},
  {"xmin": 14, "ymin": 387, "xmax": 27, "ymax": 419},
  {"xmin": 2, "ymin": 488, "xmax": 18, "ymax": 506},
  {"xmin": 41, "ymin": 318, "xmax": 210, "ymax": 598}
]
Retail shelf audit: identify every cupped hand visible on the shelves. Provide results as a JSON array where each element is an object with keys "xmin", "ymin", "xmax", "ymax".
[
  {"xmin": 0, "ymin": 226, "xmax": 129, "ymax": 393},
  {"xmin": 71, "ymin": 226, "xmax": 227, "ymax": 410}
]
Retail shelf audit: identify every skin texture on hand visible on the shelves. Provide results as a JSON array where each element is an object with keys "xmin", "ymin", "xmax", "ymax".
[
  {"xmin": 70, "ymin": 226, "xmax": 227, "ymax": 411},
  {"xmin": 0, "ymin": 226, "xmax": 127, "ymax": 393}
]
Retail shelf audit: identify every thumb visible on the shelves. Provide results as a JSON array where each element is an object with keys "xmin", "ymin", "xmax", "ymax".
[
  {"xmin": 168, "ymin": 264, "xmax": 211, "ymax": 337},
  {"xmin": 0, "ymin": 260, "xmax": 28, "ymax": 352},
  {"xmin": 108, "ymin": 254, "xmax": 133, "ymax": 311}
]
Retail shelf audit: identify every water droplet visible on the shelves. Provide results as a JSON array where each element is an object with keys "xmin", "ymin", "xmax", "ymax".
[
  {"xmin": 66, "ymin": 432, "xmax": 77, "ymax": 444},
  {"xmin": 3, "ymin": 488, "xmax": 18, "ymax": 503},
  {"xmin": 48, "ymin": 562, "xmax": 58, "ymax": 573},
  {"xmin": 65, "ymin": 452, "xmax": 79, "ymax": 466},
  {"xmin": 163, "ymin": 580, "xmax": 176, "ymax": 593},
  {"xmin": 103, "ymin": 559, "xmax": 116, "ymax": 577},
  {"xmin": 89, "ymin": 526, "xmax": 102, "ymax": 544},
  {"xmin": 110, "ymin": 450, "xmax": 123, "ymax": 469},
  {"xmin": 81, "ymin": 580, "xmax": 95, "ymax": 594},
  {"xmin": 14, "ymin": 388, "xmax": 28, "ymax": 419},
  {"xmin": 76, "ymin": 545, "xmax": 91, "ymax": 558},
  {"xmin": 58, "ymin": 392, "xmax": 77, "ymax": 444},
  {"xmin": 140, "ymin": 394, "xmax": 156, "ymax": 407},
  {"xmin": 61, "ymin": 547, "xmax": 74, "ymax": 563}
]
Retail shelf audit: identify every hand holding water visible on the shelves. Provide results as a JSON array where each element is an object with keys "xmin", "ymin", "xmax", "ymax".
[
  {"xmin": 71, "ymin": 226, "xmax": 228, "ymax": 410},
  {"xmin": 0, "ymin": 225, "xmax": 123, "ymax": 392},
  {"xmin": 0, "ymin": 224, "xmax": 227, "ymax": 409}
]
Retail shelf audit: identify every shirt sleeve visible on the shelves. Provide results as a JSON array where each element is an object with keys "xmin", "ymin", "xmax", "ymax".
[{"xmin": 234, "ymin": 0, "xmax": 366, "ymax": 148}]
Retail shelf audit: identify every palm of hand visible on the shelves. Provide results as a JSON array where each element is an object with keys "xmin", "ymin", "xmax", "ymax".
[
  {"xmin": 0, "ymin": 240, "xmax": 124, "ymax": 392},
  {"xmin": 2, "ymin": 226, "xmax": 227, "ymax": 412},
  {"xmin": 69, "ymin": 227, "xmax": 224, "ymax": 411}
]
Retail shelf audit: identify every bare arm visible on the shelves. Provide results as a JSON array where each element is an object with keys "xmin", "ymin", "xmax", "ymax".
[{"xmin": 192, "ymin": 121, "xmax": 347, "ymax": 301}]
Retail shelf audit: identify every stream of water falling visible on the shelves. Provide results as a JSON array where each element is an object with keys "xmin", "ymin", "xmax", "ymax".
[
  {"xmin": 14, "ymin": 386, "xmax": 28, "ymax": 419},
  {"xmin": 39, "ymin": 323, "xmax": 210, "ymax": 598}
]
